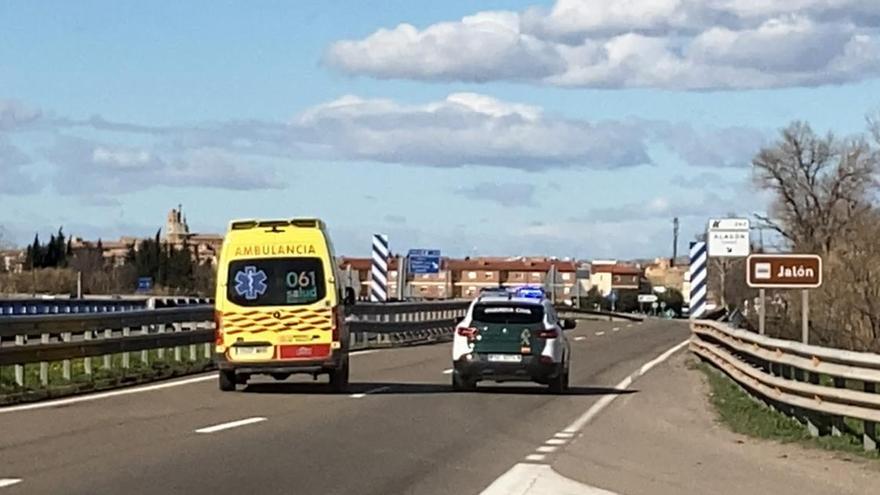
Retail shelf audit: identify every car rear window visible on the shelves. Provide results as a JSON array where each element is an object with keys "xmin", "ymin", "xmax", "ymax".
[
  {"xmin": 472, "ymin": 303, "xmax": 544, "ymax": 324},
  {"xmin": 227, "ymin": 257, "xmax": 325, "ymax": 306}
]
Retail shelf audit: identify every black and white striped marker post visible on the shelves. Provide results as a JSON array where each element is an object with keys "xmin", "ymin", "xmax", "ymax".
[
  {"xmin": 370, "ymin": 234, "xmax": 389, "ymax": 302},
  {"xmin": 688, "ymin": 241, "xmax": 708, "ymax": 319}
]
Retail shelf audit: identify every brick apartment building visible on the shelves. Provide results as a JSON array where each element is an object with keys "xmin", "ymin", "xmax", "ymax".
[
  {"xmin": 589, "ymin": 261, "xmax": 645, "ymax": 296},
  {"xmin": 340, "ymin": 256, "xmax": 582, "ymax": 301}
]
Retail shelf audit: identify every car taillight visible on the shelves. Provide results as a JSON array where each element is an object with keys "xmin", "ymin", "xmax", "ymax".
[
  {"xmin": 457, "ymin": 327, "xmax": 478, "ymax": 341},
  {"xmin": 537, "ymin": 328, "xmax": 558, "ymax": 339},
  {"xmin": 214, "ymin": 310, "xmax": 224, "ymax": 346},
  {"xmin": 332, "ymin": 307, "xmax": 340, "ymax": 342}
]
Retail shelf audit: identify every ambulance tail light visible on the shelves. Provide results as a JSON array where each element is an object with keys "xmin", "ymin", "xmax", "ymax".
[
  {"xmin": 214, "ymin": 310, "xmax": 224, "ymax": 346},
  {"xmin": 331, "ymin": 307, "xmax": 340, "ymax": 342}
]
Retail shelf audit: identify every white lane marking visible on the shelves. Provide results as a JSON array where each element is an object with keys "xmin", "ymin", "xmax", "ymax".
[
  {"xmin": 536, "ymin": 445, "xmax": 557, "ymax": 453},
  {"xmin": 612, "ymin": 327, "xmax": 620, "ymax": 332},
  {"xmin": 349, "ymin": 386, "xmax": 390, "ymax": 399},
  {"xmin": 0, "ymin": 374, "xmax": 215, "ymax": 414},
  {"xmin": 351, "ymin": 349, "xmax": 380, "ymax": 356},
  {"xmin": 639, "ymin": 340, "xmax": 689, "ymax": 376},
  {"xmin": 595, "ymin": 331, "xmax": 605, "ymax": 336},
  {"xmin": 1, "ymin": 347, "xmax": 391, "ymax": 414},
  {"xmin": 442, "ymin": 368, "xmax": 453, "ymax": 374},
  {"xmin": 574, "ymin": 336, "xmax": 586, "ymax": 341},
  {"xmin": 195, "ymin": 417, "xmax": 267, "ymax": 434},
  {"xmin": 480, "ymin": 464, "xmax": 618, "ymax": 495},
  {"xmin": 545, "ymin": 438, "xmax": 568, "ymax": 445},
  {"xmin": 0, "ymin": 479, "xmax": 22, "ymax": 488},
  {"xmin": 626, "ymin": 324, "xmax": 633, "ymax": 328},
  {"xmin": 562, "ymin": 339, "xmax": 688, "ymax": 434},
  {"xmin": 481, "ymin": 340, "xmax": 689, "ymax": 495}
]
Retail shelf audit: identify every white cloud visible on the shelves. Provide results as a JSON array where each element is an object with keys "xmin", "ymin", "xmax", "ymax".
[
  {"xmin": 0, "ymin": 137, "xmax": 38, "ymax": 195},
  {"xmin": 0, "ymin": 99, "xmax": 41, "ymax": 131},
  {"xmin": 326, "ymin": 0, "xmax": 880, "ymax": 89},
  {"xmin": 42, "ymin": 138, "xmax": 284, "ymax": 194},
  {"xmin": 292, "ymin": 92, "xmax": 652, "ymax": 169},
  {"xmin": 587, "ymin": 192, "xmax": 727, "ymax": 222},
  {"xmin": 454, "ymin": 182, "xmax": 538, "ymax": 207},
  {"xmin": 324, "ymin": 11, "xmax": 565, "ymax": 82}
]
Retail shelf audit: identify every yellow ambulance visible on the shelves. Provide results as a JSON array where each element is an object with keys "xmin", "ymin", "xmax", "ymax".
[{"xmin": 213, "ymin": 218, "xmax": 356, "ymax": 392}]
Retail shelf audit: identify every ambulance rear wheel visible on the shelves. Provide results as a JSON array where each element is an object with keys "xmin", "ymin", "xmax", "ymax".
[
  {"xmin": 329, "ymin": 360, "xmax": 350, "ymax": 393},
  {"xmin": 219, "ymin": 370, "xmax": 236, "ymax": 392},
  {"xmin": 452, "ymin": 372, "xmax": 477, "ymax": 392}
]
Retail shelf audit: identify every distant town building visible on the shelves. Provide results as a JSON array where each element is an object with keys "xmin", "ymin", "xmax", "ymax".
[
  {"xmin": 164, "ymin": 206, "xmax": 224, "ymax": 266},
  {"xmin": 590, "ymin": 263, "xmax": 643, "ymax": 296},
  {"xmin": 644, "ymin": 257, "xmax": 688, "ymax": 294},
  {"xmin": 339, "ymin": 256, "xmax": 580, "ymax": 300},
  {"xmin": 65, "ymin": 206, "xmax": 224, "ymax": 268},
  {"xmin": 0, "ymin": 250, "xmax": 25, "ymax": 273}
]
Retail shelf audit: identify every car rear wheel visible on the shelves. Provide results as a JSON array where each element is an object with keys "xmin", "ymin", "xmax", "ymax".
[
  {"xmin": 219, "ymin": 370, "xmax": 236, "ymax": 392},
  {"xmin": 328, "ymin": 360, "xmax": 350, "ymax": 393},
  {"xmin": 548, "ymin": 369, "xmax": 569, "ymax": 394},
  {"xmin": 452, "ymin": 372, "xmax": 477, "ymax": 392}
]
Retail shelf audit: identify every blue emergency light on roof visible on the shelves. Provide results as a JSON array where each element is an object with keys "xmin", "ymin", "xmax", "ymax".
[{"xmin": 515, "ymin": 287, "xmax": 545, "ymax": 299}]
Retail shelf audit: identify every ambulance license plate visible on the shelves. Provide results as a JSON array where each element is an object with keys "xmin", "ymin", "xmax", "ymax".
[
  {"xmin": 235, "ymin": 346, "xmax": 270, "ymax": 356},
  {"xmin": 488, "ymin": 354, "xmax": 522, "ymax": 363}
]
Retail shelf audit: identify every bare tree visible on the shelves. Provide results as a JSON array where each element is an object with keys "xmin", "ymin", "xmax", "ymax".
[
  {"xmin": 751, "ymin": 121, "xmax": 880, "ymax": 350},
  {"xmin": 752, "ymin": 121, "xmax": 877, "ymax": 254}
]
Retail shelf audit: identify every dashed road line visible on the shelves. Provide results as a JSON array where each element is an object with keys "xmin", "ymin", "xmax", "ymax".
[
  {"xmin": 595, "ymin": 331, "xmax": 605, "ymax": 336},
  {"xmin": 612, "ymin": 327, "xmax": 620, "ymax": 332},
  {"xmin": 195, "ymin": 417, "xmax": 267, "ymax": 434},
  {"xmin": 0, "ymin": 479, "xmax": 22, "ymax": 489},
  {"xmin": 574, "ymin": 336, "xmax": 586, "ymax": 341},
  {"xmin": 442, "ymin": 369, "xmax": 453, "ymax": 374},
  {"xmin": 349, "ymin": 386, "xmax": 390, "ymax": 399},
  {"xmin": 491, "ymin": 338, "xmax": 690, "ymax": 493}
]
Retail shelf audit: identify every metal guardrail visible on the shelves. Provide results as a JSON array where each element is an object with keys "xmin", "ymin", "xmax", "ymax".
[
  {"xmin": 0, "ymin": 301, "xmax": 470, "ymax": 397},
  {"xmin": 690, "ymin": 319, "xmax": 880, "ymax": 451},
  {"xmin": 557, "ymin": 307, "xmax": 646, "ymax": 322},
  {"xmin": 0, "ymin": 296, "xmax": 213, "ymax": 315}
]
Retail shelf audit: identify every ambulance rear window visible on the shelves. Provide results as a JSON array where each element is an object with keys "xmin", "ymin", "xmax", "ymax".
[
  {"xmin": 472, "ymin": 303, "xmax": 544, "ymax": 324},
  {"xmin": 227, "ymin": 257, "xmax": 326, "ymax": 306}
]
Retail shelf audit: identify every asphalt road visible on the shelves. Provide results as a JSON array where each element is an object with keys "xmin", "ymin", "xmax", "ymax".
[{"xmin": 0, "ymin": 318, "xmax": 689, "ymax": 495}]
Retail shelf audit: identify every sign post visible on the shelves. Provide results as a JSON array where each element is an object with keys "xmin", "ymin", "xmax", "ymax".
[
  {"xmin": 758, "ymin": 288, "xmax": 766, "ymax": 336},
  {"xmin": 802, "ymin": 289, "xmax": 809, "ymax": 345},
  {"xmin": 747, "ymin": 254, "xmax": 822, "ymax": 343}
]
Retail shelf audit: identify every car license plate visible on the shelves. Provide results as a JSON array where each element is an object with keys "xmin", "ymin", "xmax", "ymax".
[
  {"xmin": 234, "ymin": 346, "xmax": 270, "ymax": 356},
  {"xmin": 488, "ymin": 354, "xmax": 522, "ymax": 363}
]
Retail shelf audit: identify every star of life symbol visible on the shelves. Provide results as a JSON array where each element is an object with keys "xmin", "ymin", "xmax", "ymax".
[{"xmin": 234, "ymin": 266, "xmax": 268, "ymax": 300}]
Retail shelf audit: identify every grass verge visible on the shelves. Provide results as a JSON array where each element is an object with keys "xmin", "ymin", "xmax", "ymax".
[
  {"xmin": 698, "ymin": 361, "xmax": 879, "ymax": 460},
  {"xmin": 0, "ymin": 348, "xmax": 215, "ymax": 406}
]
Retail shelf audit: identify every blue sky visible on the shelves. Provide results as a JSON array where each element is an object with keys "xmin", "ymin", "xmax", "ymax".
[{"xmin": 2, "ymin": 0, "xmax": 880, "ymax": 259}]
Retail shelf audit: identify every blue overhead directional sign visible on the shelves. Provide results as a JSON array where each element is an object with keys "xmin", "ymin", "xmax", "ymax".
[
  {"xmin": 408, "ymin": 249, "xmax": 441, "ymax": 274},
  {"xmin": 136, "ymin": 277, "xmax": 153, "ymax": 292}
]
